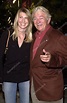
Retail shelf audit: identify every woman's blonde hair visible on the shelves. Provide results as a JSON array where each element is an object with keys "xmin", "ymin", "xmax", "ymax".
[
  {"xmin": 32, "ymin": 6, "xmax": 51, "ymax": 21},
  {"xmin": 12, "ymin": 8, "xmax": 32, "ymax": 42}
]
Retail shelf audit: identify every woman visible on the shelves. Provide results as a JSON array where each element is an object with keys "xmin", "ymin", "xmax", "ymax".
[{"xmin": 0, "ymin": 8, "xmax": 32, "ymax": 103}]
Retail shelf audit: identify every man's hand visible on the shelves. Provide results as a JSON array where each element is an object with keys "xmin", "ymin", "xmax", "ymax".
[{"xmin": 40, "ymin": 49, "xmax": 51, "ymax": 62}]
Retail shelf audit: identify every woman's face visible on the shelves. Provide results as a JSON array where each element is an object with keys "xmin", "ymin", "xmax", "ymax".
[
  {"xmin": 33, "ymin": 10, "xmax": 50, "ymax": 32},
  {"xmin": 18, "ymin": 12, "xmax": 29, "ymax": 31}
]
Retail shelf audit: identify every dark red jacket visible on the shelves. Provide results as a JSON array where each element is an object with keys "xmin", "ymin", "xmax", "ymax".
[{"xmin": 30, "ymin": 26, "xmax": 67, "ymax": 101}]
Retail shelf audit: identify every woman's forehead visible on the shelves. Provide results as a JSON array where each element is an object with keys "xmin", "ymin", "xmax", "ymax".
[{"xmin": 19, "ymin": 12, "xmax": 28, "ymax": 17}]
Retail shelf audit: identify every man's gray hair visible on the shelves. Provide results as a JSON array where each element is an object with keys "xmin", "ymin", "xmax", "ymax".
[{"xmin": 32, "ymin": 6, "xmax": 51, "ymax": 20}]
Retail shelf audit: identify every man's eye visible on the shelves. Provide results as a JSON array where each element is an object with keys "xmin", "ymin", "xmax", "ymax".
[
  {"xmin": 39, "ymin": 17, "xmax": 44, "ymax": 19},
  {"xmin": 33, "ymin": 17, "xmax": 44, "ymax": 21}
]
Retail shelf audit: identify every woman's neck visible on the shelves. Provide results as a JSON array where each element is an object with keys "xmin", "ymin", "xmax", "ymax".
[
  {"xmin": 18, "ymin": 33, "xmax": 25, "ymax": 48},
  {"xmin": 18, "ymin": 33, "xmax": 25, "ymax": 39}
]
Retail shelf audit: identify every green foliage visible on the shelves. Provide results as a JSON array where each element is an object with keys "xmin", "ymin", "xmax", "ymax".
[
  {"xmin": 0, "ymin": 0, "xmax": 67, "ymax": 30},
  {"xmin": 0, "ymin": 0, "xmax": 18, "ymax": 29},
  {"xmin": 42, "ymin": 0, "xmax": 67, "ymax": 23}
]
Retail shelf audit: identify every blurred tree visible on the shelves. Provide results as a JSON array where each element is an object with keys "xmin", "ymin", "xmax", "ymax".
[
  {"xmin": 21, "ymin": 0, "xmax": 32, "ymax": 8},
  {"xmin": 42, "ymin": 0, "xmax": 67, "ymax": 28},
  {"xmin": 0, "ymin": 0, "xmax": 67, "ymax": 31}
]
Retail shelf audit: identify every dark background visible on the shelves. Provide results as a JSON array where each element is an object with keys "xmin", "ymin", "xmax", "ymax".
[{"xmin": 0, "ymin": 0, "xmax": 67, "ymax": 85}]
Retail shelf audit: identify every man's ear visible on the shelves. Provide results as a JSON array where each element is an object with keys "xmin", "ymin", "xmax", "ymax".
[{"xmin": 47, "ymin": 18, "xmax": 51, "ymax": 24}]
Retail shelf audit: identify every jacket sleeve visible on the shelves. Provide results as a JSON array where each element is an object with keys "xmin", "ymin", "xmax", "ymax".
[
  {"xmin": 0, "ymin": 30, "xmax": 8, "ymax": 81},
  {"xmin": 45, "ymin": 35, "xmax": 67, "ymax": 68}
]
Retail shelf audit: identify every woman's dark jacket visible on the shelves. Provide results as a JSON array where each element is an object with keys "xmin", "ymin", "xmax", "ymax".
[{"xmin": 0, "ymin": 29, "xmax": 31, "ymax": 83}]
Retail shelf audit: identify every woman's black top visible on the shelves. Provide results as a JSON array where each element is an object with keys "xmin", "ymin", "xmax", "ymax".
[{"xmin": 0, "ymin": 30, "xmax": 31, "ymax": 83}]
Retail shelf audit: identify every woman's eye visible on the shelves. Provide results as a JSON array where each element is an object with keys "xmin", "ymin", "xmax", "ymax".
[{"xmin": 19, "ymin": 16, "xmax": 22, "ymax": 18}]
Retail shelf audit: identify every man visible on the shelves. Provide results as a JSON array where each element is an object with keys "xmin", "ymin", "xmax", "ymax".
[{"xmin": 30, "ymin": 6, "xmax": 67, "ymax": 103}]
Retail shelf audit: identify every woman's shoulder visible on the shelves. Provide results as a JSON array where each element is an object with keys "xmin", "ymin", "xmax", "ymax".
[{"xmin": 0, "ymin": 27, "xmax": 14, "ymax": 44}]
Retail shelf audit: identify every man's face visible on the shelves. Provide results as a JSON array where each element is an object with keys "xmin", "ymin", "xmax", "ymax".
[{"xmin": 33, "ymin": 10, "xmax": 49, "ymax": 32}]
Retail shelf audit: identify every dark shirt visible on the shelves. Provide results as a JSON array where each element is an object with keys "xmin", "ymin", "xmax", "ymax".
[{"xmin": 0, "ymin": 30, "xmax": 31, "ymax": 83}]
